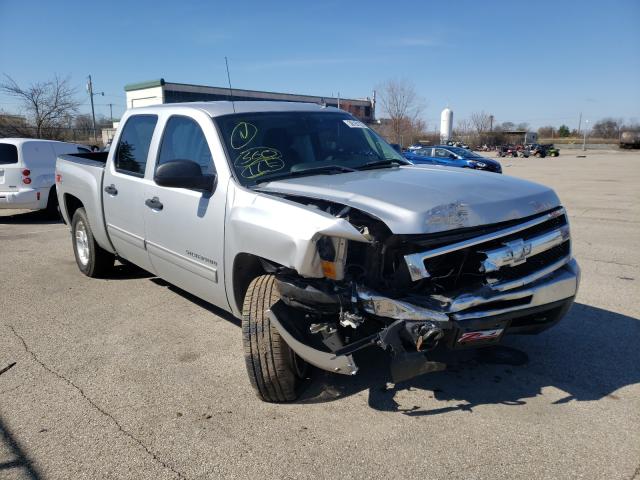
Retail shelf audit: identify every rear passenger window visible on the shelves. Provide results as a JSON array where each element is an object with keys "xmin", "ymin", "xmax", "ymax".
[
  {"xmin": 115, "ymin": 115, "xmax": 158, "ymax": 176},
  {"xmin": 157, "ymin": 116, "xmax": 215, "ymax": 175},
  {"xmin": 0, "ymin": 143, "xmax": 18, "ymax": 164}
]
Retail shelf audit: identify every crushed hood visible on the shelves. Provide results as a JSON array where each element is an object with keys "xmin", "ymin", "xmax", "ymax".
[{"xmin": 257, "ymin": 165, "xmax": 560, "ymax": 234}]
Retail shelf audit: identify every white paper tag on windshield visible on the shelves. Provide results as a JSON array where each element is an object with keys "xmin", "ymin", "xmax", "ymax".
[{"xmin": 343, "ymin": 119, "xmax": 367, "ymax": 128}]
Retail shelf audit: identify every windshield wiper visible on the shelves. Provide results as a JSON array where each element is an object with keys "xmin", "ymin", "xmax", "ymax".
[
  {"xmin": 355, "ymin": 158, "xmax": 410, "ymax": 170},
  {"xmin": 256, "ymin": 164, "xmax": 357, "ymax": 184}
]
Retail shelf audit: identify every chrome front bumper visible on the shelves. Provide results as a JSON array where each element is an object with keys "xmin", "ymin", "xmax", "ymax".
[
  {"xmin": 447, "ymin": 258, "xmax": 579, "ymax": 320},
  {"xmin": 357, "ymin": 258, "xmax": 580, "ymax": 325},
  {"xmin": 269, "ymin": 261, "xmax": 579, "ymax": 376}
]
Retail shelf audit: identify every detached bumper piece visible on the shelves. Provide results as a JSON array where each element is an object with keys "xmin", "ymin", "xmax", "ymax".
[{"xmin": 268, "ymin": 302, "xmax": 358, "ymax": 376}]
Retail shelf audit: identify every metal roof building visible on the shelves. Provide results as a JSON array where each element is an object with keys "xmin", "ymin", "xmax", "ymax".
[{"xmin": 124, "ymin": 79, "xmax": 375, "ymax": 123}]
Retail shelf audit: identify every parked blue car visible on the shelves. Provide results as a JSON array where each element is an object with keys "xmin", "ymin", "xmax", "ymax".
[{"xmin": 404, "ymin": 145, "xmax": 502, "ymax": 173}]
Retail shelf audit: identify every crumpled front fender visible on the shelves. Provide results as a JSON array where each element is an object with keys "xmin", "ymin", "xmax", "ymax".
[{"xmin": 224, "ymin": 185, "xmax": 369, "ymax": 314}]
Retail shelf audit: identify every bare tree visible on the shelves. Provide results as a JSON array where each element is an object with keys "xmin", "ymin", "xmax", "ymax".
[
  {"xmin": 0, "ymin": 74, "xmax": 80, "ymax": 138},
  {"xmin": 376, "ymin": 79, "xmax": 425, "ymax": 145},
  {"xmin": 470, "ymin": 111, "xmax": 492, "ymax": 134},
  {"xmin": 538, "ymin": 125, "xmax": 555, "ymax": 138},
  {"xmin": 493, "ymin": 121, "xmax": 512, "ymax": 132},
  {"xmin": 74, "ymin": 114, "xmax": 94, "ymax": 137},
  {"xmin": 455, "ymin": 119, "xmax": 473, "ymax": 135},
  {"xmin": 591, "ymin": 118, "xmax": 621, "ymax": 139}
]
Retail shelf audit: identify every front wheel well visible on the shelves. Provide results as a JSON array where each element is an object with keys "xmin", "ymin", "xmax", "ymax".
[{"xmin": 232, "ymin": 253, "xmax": 286, "ymax": 314}]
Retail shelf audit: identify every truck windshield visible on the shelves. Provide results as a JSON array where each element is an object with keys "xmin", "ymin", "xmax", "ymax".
[
  {"xmin": 216, "ymin": 111, "xmax": 406, "ymax": 185},
  {"xmin": 0, "ymin": 143, "xmax": 18, "ymax": 164}
]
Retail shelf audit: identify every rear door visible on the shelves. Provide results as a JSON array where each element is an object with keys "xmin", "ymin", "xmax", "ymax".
[
  {"xmin": 102, "ymin": 114, "xmax": 158, "ymax": 273},
  {"xmin": 0, "ymin": 142, "xmax": 20, "ymax": 192},
  {"xmin": 143, "ymin": 113, "xmax": 227, "ymax": 307}
]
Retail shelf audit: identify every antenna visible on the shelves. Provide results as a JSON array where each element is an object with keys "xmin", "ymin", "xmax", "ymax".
[{"xmin": 224, "ymin": 56, "xmax": 236, "ymax": 113}]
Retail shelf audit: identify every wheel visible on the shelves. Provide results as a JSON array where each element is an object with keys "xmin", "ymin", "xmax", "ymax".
[
  {"xmin": 71, "ymin": 208, "xmax": 115, "ymax": 277},
  {"xmin": 45, "ymin": 186, "xmax": 60, "ymax": 219},
  {"xmin": 242, "ymin": 274, "xmax": 308, "ymax": 402}
]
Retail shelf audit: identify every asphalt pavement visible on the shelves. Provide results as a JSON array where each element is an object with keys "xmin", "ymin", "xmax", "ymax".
[{"xmin": 1, "ymin": 150, "xmax": 639, "ymax": 479}]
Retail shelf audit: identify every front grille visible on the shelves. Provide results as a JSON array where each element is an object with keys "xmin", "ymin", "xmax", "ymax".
[
  {"xmin": 489, "ymin": 241, "xmax": 570, "ymax": 283},
  {"xmin": 418, "ymin": 211, "xmax": 570, "ymax": 293}
]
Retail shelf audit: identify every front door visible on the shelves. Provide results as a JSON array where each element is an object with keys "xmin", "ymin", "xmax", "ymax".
[
  {"xmin": 143, "ymin": 114, "xmax": 227, "ymax": 307},
  {"xmin": 102, "ymin": 114, "xmax": 158, "ymax": 273},
  {"xmin": 433, "ymin": 148, "xmax": 454, "ymax": 166}
]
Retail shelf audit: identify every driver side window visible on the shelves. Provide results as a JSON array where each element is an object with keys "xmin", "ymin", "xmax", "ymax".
[
  {"xmin": 434, "ymin": 148, "xmax": 450, "ymax": 158},
  {"xmin": 157, "ymin": 116, "xmax": 215, "ymax": 175}
]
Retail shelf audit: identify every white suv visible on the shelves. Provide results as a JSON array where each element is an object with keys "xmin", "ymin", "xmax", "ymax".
[{"xmin": 0, "ymin": 138, "xmax": 90, "ymax": 214}]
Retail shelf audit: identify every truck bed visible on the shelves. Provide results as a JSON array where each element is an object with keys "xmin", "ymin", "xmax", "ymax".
[{"xmin": 56, "ymin": 153, "xmax": 114, "ymax": 253}]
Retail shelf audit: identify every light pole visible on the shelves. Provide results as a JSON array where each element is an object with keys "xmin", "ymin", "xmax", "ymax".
[
  {"xmin": 582, "ymin": 119, "xmax": 589, "ymax": 151},
  {"xmin": 86, "ymin": 75, "xmax": 104, "ymax": 142}
]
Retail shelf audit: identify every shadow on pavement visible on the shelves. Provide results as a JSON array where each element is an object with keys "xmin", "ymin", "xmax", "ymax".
[
  {"xmin": 0, "ymin": 210, "xmax": 61, "ymax": 225},
  {"xmin": 0, "ymin": 415, "xmax": 41, "ymax": 479},
  {"xmin": 150, "ymin": 277, "xmax": 241, "ymax": 328},
  {"xmin": 107, "ymin": 261, "xmax": 155, "ymax": 281},
  {"xmin": 298, "ymin": 303, "xmax": 640, "ymax": 414}
]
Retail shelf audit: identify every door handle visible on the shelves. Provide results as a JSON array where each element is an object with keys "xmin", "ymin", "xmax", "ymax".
[
  {"xmin": 145, "ymin": 196, "xmax": 163, "ymax": 211},
  {"xmin": 104, "ymin": 184, "xmax": 118, "ymax": 196}
]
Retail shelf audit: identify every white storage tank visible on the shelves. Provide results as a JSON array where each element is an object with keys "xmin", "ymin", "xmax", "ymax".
[{"xmin": 440, "ymin": 108, "xmax": 453, "ymax": 143}]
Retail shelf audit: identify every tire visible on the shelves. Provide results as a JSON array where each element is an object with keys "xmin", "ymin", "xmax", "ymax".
[
  {"xmin": 242, "ymin": 274, "xmax": 308, "ymax": 402},
  {"xmin": 71, "ymin": 208, "xmax": 115, "ymax": 277},
  {"xmin": 45, "ymin": 186, "xmax": 60, "ymax": 219}
]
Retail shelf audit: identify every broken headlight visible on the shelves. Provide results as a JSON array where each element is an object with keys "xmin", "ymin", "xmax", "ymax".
[{"xmin": 316, "ymin": 236, "xmax": 348, "ymax": 280}]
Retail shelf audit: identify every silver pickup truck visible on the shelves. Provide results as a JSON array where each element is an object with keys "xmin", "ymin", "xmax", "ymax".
[{"xmin": 56, "ymin": 101, "xmax": 580, "ymax": 402}]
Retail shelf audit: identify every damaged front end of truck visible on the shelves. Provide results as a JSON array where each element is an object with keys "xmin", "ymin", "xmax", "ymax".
[{"xmin": 252, "ymin": 193, "xmax": 580, "ymax": 384}]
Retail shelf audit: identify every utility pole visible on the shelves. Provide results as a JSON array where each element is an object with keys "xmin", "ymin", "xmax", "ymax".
[
  {"xmin": 108, "ymin": 103, "xmax": 114, "ymax": 123},
  {"xmin": 489, "ymin": 115, "xmax": 494, "ymax": 131},
  {"xmin": 582, "ymin": 119, "xmax": 589, "ymax": 151},
  {"xmin": 577, "ymin": 112, "xmax": 582, "ymax": 134},
  {"xmin": 87, "ymin": 75, "xmax": 97, "ymax": 141},
  {"xmin": 86, "ymin": 75, "xmax": 104, "ymax": 142}
]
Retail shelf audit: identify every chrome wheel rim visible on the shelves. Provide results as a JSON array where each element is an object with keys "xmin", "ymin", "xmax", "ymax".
[{"xmin": 75, "ymin": 220, "xmax": 90, "ymax": 266}]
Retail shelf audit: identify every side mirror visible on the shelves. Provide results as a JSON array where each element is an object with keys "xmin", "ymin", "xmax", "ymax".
[
  {"xmin": 154, "ymin": 159, "xmax": 216, "ymax": 192},
  {"xmin": 449, "ymin": 153, "xmax": 457, "ymax": 159}
]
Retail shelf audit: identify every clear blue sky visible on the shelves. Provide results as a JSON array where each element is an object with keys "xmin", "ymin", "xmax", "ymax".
[{"xmin": 1, "ymin": 0, "xmax": 638, "ymax": 129}]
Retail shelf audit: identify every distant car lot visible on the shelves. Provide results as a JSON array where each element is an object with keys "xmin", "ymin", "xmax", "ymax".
[{"xmin": 1, "ymin": 150, "xmax": 639, "ymax": 479}]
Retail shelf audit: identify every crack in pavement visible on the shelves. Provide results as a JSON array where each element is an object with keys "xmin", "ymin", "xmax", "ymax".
[
  {"xmin": 7, "ymin": 324, "xmax": 187, "ymax": 480},
  {"xmin": 580, "ymin": 257, "xmax": 639, "ymax": 268}
]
